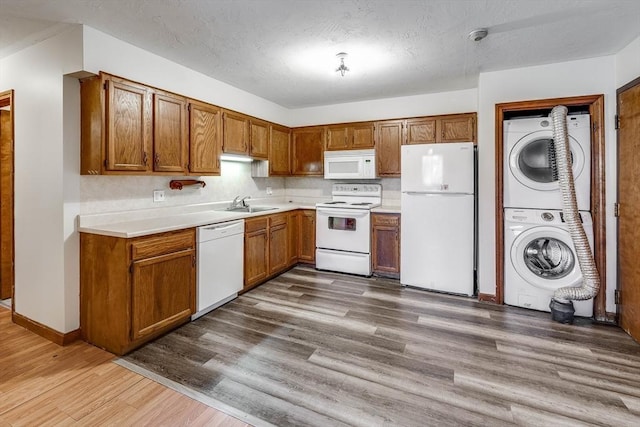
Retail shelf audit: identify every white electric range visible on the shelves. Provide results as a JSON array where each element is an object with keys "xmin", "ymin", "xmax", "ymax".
[{"xmin": 315, "ymin": 183, "xmax": 382, "ymax": 276}]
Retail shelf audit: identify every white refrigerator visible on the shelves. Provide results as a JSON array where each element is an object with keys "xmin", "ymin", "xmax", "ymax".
[{"xmin": 400, "ymin": 142, "xmax": 475, "ymax": 296}]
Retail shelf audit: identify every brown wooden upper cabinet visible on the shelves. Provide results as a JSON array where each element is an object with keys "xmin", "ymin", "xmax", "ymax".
[
  {"xmin": 249, "ymin": 119, "xmax": 269, "ymax": 159},
  {"xmin": 269, "ymin": 124, "xmax": 291, "ymax": 176},
  {"xmin": 291, "ymin": 126, "xmax": 325, "ymax": 176},
  {"xmin": 376, "ymin": 120, "xmax": 403, "ymax": 177},
  {"xmin": 405, "ymin": 113, "xmax": 475, "ymax": 145},
  {"xmin": 152, "ymin": 90, "xmax": 188, "ymax": 173},
  {"xmin": 405, "ymin": 117, "xmax": 437, "ymax": 144},
  {"xmin": 222, "ymin": 110, "xmax": 250, "ymax": 155},
  {"xmin": 326, "ymin": 122, "xmax": 375, "ymax": 151},
  {"xmin": 439, "ymin": 113, "xmax": 476, "ymax": 143},
  {"xmin": 81, "ymin": 72, "xmax": 202, "ymax": 175},
  {"xmin": 85, "ymin": 74, "xmax": 153, "ymax": 174},
  {"xmin": 188, "ymin": 100, "xmax": 222, "ymax": 175}
]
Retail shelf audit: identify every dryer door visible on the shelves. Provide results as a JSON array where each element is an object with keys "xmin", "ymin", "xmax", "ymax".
[
  {"xmin": 508, "ymin": 130, "xmax": 585, "ymax": 191},
  {"xmin": 510, "ymin": 226, "xmax": 582, "ymax": 290}
]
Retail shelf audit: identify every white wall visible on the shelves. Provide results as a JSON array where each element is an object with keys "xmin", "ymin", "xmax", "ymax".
[
  {"xmin": 477, "ymin": 56, "xmax": 618, "ymax": 314},
  {"xmin": 82, "ymin": 26, "xmax": 291, "ymax": 127},
  {"xmin": 616, "ymin": 35, "xmax": 640, "ymax": 87},
  {"xmin": 289, "ymin": 88, "xmax": 477, "ymax": 126},
  {"xmin": 0, "ymin": 26, "xmax": 84, "ymax": 332}
]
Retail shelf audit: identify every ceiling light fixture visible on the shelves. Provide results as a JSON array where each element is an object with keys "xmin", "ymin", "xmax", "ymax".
[
  {"xmin": 468, "ymin": 28, "xmax": 488, "ymax": 42},
  {"xmin": 335, "ymin": 52, "xmax": 349, "ymax": 77}
]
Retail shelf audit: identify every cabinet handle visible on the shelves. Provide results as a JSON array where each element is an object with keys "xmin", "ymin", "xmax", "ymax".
[
  {"xmin": 143, "ymin": 151, "xmax": 148, "ymax": 166},
  {"xmin": 154, "ymin": 153, "xmax": 160, "ymax": 165}
]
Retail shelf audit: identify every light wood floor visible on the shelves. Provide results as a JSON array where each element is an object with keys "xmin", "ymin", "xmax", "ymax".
[
  {"xmin": 0, "ymin": 307, "xmax": 249, "ymax": 426},
  {"xmin": 124, "ymin": 266, "xmax": 640, "ymax": 427}
]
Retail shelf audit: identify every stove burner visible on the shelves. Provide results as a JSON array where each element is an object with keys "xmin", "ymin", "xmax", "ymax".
[
  {"xmin": 350, "ymin": 202, "xmax": 372, "ymax": 206},
  {"xmin": 324, "ymin": 201, "xmax": 347, "ymax": 205}
]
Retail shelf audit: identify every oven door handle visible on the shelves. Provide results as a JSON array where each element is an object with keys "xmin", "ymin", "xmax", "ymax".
[{"xmin": 316, "ymin": 208, "xmax": 370, "ymax": 218}]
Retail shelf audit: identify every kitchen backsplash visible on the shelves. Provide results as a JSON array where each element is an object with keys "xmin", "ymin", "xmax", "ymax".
[{"xmin": 80, "ymin": 161, "xmax": 401, "ymax": 214}]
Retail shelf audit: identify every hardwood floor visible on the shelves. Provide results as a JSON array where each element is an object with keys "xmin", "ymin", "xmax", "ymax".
[
  {"xmin": 123, "ymin": 266, "xmax": 640, "ymax": 426},
  {"xmin": 0, "ymin": 307, "xmax": 249, "ymax": 426}
]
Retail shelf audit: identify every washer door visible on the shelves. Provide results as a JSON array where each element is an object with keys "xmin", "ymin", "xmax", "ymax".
[
  {"xmin": 509, "ymin": 130, "xmax": 585, "ymax": 191},
  {"xmin": 510, "ymin": 226, "xmax": 582, "ymax": 290}
]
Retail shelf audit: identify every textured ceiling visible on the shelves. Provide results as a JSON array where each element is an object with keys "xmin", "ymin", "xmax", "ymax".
[{"xmin": 1, "ymin": 0, "xmax": 639, "ymax": 108}]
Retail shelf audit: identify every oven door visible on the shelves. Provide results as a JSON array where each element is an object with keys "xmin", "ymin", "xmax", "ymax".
[{"xmin": 316, "ymin": 208, "xmax": 370, "ymax": 253}]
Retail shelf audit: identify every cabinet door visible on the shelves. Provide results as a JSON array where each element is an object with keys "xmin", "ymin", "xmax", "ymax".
[
  {"xmin": 291, "ymin": 127, "xmax": 324, "ymax": 175},
  {"xmin": 439, "ymin": 113, "xmax": 476, "ymax": 143},
  {"xmin": 269, "ymin": 124, "xmax": 291, "ymax": 176},
  {"xmin": 287, "ymin": 211, "xmax": 299, "ymax": 266},
  {"xmin": 371, "ymin": 214, "xmax": 400, "ymax": 276},
  {"xmin": 189, "ymin": 100, "xmax": 222, "ymax": 175},
  {"xmin": 153, "ymin": 92, "xmax": 188, "ymax": 173},
  {"xmin": 326, "ymin": 126, "xmax": 349, "ymax": 151},
  {"xmin": 298, "ymin": 209, "xmax": 316, "ymax": 263},
  {"xmin": 376, "ymin": 120, "xmax": 403, "ymax": 177},
  {"xmin": 104, "ymin": 78, "xmax": 152, "ymax": 171},
  {"xmin": 351, "ymin": 123, "xmax": 375, "ymax": 149},
  {"xmin": 223, "ymin": 110, "xmax": 249, "ymax": 154},
  {"xmin": 269, "ymin": 222, "xmax": 288, "ymax": 275},
  {"xmin": 244, "ymin": 222, "xmax": 269, "ymax": 289},
  {"xmin": 131, "ymin": 248, "xmax": 194, "ymax": 340},
  {"xmin": 249, "ymin": 119, "xmax": 269, "ymax": 159},
  {"xmin": 405, "ymin": 117, "xmax": 437, "ymax": 145}
]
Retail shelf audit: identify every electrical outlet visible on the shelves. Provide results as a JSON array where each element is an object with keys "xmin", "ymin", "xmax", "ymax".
[
  {"xmin": 153, "ymin": 190, "xmax": 165, "ymax": 202},
  {"xmin": 266, "ymin": 186, "xmax": 273, "ymax": 195}
]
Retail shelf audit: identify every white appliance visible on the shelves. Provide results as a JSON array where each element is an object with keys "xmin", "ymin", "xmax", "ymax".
[
  {"xmin": 193, "ymin": 219, "xmax": 244, "ymax": 320},
  {"xmin": 504, "ymin": 114, "xmax": 591, "ymax": 211},
  {"xmin": 400, "ymin": 142, "xmax": 475, "ymax": 296},
  {"xmin": 504, "ymin": 208, "xmax": 593, "ymax": 317},
  {"xmin": 316, "ymin": 183, "xmax": 382, "ymax": 276},
  {"xmin": 324, "ymin": 149, "xmax": 376, "ymax": 180}
]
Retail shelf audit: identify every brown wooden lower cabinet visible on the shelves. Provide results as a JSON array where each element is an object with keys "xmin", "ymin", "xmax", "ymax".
[
  {"xmin": 287, "ymin": 210, "xmax": 300, "ymax": 266},
  {"xmin": 298, "ymin": 209, "xmax": 316, "ymax": 263},
  {"xmin": 243, "ymin": 213, "xmax": 291, "ymax": 292},
  {"xmin": 268, "ymin": 214, "xmax": 288, "ymax": 275},
  {"xmin": 80, "ymin": 229, "xmax": 196, "ymax": 355},
  {"xmin": 371, "ymin": 213, "xmax": 400, "ymax": 278},
  {"xmin": 243, "ymin": 217, "xmax": 269, "ymax": 290}
]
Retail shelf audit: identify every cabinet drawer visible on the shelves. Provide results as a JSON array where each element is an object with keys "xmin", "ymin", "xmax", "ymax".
[
  {"xmin": 131, "ymin": 229, "xmax": 195, "ymax": 260},
  {"xmin": 245, "ymin": 217, "xmax": 268, "ymax": 233},
  {"xmin": 269, "ymin": 213, "xmax": 287, "ymax": 227},
  {"xmin": 372, "ymin": 214, "xmax": 400, "ymax": 226}
]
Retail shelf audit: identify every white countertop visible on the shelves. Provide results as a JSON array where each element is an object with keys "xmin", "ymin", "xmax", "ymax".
[
  {"xmin": 78, "ymin": 201, "xmax": 318, "ymax": 238},
  {"xmin": 78, "ymin": 198, "xmax": 401, "ymax": 239},
  {"xmin": 372, "ymin": 205, "xmax": 401, "ymax": 214}
]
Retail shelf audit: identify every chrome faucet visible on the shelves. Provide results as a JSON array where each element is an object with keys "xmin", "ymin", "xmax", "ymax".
[{"xmin": 229, "ymin": 195, "xmax": 251, "ymax": 209}]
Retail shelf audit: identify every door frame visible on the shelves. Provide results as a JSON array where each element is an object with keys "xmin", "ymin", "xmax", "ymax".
[
  {"xmin": 616, "ymin": 75, "xmax": 640, "ymax": 326},
  {"xmin": 492, "ymin": 94, "xmax": 608, "ymax": 321},
  {"xmin": 0, "ymin": 90, "xmax": 14, "ymax": 309}
]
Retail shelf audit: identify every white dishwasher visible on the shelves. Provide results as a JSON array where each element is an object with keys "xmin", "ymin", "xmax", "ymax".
[{"xmin": 193, "ymin": 219, "xmax": 245, "ymax": 320}]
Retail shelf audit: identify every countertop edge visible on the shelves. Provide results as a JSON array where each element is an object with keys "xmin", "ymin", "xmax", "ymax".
[{"xmin": 78, "ymin": 204, "xmax": 317, "ymax": 238}]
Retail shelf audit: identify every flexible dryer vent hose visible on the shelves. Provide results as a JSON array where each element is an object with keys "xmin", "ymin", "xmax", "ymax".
[{"xmin": 549, "ymin": 105, "xmax": 600, "ymax": 323}]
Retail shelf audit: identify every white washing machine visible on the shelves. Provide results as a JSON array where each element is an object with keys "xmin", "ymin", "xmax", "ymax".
[
  {"xmin": 504, "ymin": 114, "xmax": 591, "ymax": 211},
  {"xmin": 504, "ymin": 208, "xmax": 594, "ymax": 317}
]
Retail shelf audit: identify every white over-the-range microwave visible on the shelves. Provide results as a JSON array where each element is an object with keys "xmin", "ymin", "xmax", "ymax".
[{"xmin": 323, "ymin": 149, "xmax": 376, "ymax": 180}]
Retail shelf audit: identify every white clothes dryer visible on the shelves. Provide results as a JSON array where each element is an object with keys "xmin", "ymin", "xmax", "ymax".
[
  {"xmin": 504, "ymin": 208, "xmax": 593, "ymax": 317},
  {"xmin": 504, "ymin": 114, "xmax": 591, "ymax": 211}
]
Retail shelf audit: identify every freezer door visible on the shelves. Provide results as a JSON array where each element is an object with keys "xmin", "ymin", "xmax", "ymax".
[
  {"xmin": 401, "ymin": 142, "xmax": 474, "ymax": 194},
  {"xmin": 400, "ymin": 193, "xmax": 474, "ymax": 296}
]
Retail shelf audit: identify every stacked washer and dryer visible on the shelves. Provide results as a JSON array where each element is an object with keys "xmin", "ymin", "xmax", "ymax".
[{"xmin": 503, "ymin": 114, "xmax": 594, "ymax": 317}]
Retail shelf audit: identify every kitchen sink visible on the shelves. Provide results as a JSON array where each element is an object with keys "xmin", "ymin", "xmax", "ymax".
[{"xmin": 223, "ymin": 206, "xmax": 278, "ymax": 213}]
